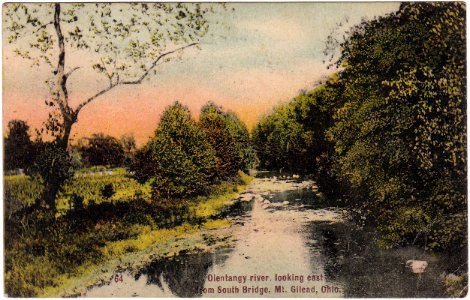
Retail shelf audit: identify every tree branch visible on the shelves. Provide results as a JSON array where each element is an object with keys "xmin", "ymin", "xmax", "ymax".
[
  {"xmin": 54, "ymin": 4, "xmax": 65, "ymax": 78},
  {"xmin": 75, "ymin": 42, "xmax": 198, "ymax": 113},
  {"xmin": 65, "ymin": 66, "xmax": 80, "ymax": 79},
  {"xmin": 32, "ymin": 21, "xmax": 54, "ymax": 35},
  {"xmin": 75, "ymin": 82, "xmax": 117, "ymax": 114},
  {"xmin": 121, "ymin": 42, "xmax": 198, "ymax": 85}
]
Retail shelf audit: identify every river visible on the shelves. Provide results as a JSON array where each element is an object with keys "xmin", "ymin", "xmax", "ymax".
[{"xmin": 85, "ymin": 174, "xmax": 461, "ymax": 297}]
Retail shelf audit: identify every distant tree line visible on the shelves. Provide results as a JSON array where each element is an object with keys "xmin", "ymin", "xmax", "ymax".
[
  {"xmin": 253, "ymin": 2, "xmax": 466, "ymax": 252},
  {"xmin": 4, "ymin": 121, "xmax": 136, "ymax": 172}
]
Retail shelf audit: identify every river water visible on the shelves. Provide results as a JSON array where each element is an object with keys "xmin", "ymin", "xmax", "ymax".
[{"xmin": 86, "ymin": 174, "xmax": 462, "ymax": 297}]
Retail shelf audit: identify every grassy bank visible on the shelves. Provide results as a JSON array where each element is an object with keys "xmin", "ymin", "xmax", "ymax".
[
  {"xmin": 5, "ymin": 170, "xmax": 253, "ymax": 297},
  {"xmin": 5, "ymin": 167, "xmax": 151, "ymax": 218}
]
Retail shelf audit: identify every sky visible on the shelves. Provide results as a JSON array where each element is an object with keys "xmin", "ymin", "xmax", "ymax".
[{"xmin": 3, "ymin": 2, "xmax": 400, "ymax": 146}]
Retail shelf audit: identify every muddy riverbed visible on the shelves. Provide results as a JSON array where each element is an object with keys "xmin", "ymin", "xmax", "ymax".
[{"xmin": 85, "ymin": 175, "xmax": 461, "ymax": 297}]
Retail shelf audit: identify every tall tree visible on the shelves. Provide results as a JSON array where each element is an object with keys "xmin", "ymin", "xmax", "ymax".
[
  {"xmin": 224, "ymin": 111, "xmax": 258, "ymax": 173},
  {"xmin": 120, "ymin": 133, "xmax": 137, "ymax": 166},
  {"xmin": 147, "ymin": 102, "xmax": 216, "ymax": 200},
  {"xmin": 199, "ymin": 102, "xmax": 242, "ymax": 179},
  {"xmin": 5, "ymin": 3, "xmax": 215, "ymax": 211}
]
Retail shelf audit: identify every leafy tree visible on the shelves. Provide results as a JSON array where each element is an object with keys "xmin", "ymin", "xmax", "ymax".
[
  {"xmin": 147, "ymin": 102, "xmax": 216, "ymax": 200},
  {"xmin": 4, "ymin": 3, "xmax": 215, "ymax": 211},
  {"xmin": 252, "ymin": 105, "xmax": 305, "ymax": 172},
  {"xmin": 28, "ymin": 142, "xmax": 74, "ymax": 213},
  {"xmin": 4, "ymin": 120, "xmax": 35, "ymax": 171},
  {"xmin": 326, "ymin": 2, "xmax": 466, "ymax": 250},
  {"xmin": 224, "ymin": 111, "xmax": 258, "ymax": 173},
  {"xmin": 199, "ymin": 102, "xmax": 256, "ymax": 179},
  {"xmin": 252, "ymin": 81, "xmax": 339, "ymax": 174},
  {"xmin": 79, "ymin": 133, "xmax": 125, "ymax": 167}
]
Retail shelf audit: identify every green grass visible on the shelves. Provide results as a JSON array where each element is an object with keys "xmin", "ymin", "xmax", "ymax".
[
  {"xmin": 4, "ymin": 169, "xmax": 253, "ymax": 297},
  {"xmin": 4, "ymin": 168, "xmax": 151, "ymax": 216},
  {"xmin": 4, "ymin": 175, "xmax": 43, "ymax": 218}
]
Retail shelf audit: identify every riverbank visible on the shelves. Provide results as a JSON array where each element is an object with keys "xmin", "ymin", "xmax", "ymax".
[
  {"xmin": 5, "ymin": 172, "xmax": 253, "ymax": 297},
  {"xmin": 43, "ymin": 219, "xmax": 239, "ymax": 297},
  {"xmin": 86, "ymin": 175, "xmax": 466, "ymax": 298}
]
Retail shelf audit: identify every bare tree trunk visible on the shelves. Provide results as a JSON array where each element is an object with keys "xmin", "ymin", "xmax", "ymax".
[
  {"xmin": 58, "ymin": 115, "xmax": 75, "ymax": 150},
  {"xmin": 36, "ymin": 3, "xmax": 75, "ymax": 215}
]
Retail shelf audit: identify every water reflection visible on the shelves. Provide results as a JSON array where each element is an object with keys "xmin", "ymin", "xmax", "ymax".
[
  {"xmin": 135, "ymin": 251, "xmax": 226, "ymax": 297},
  {"xmin": 86, "ymin": 175, "xmax": 463, "ymax": 298},
  {"xmin": 305, "ymin": 221, "xmax": 457, "ymax": 297},
  {"xmin": 273, "ymin": 189, "xmax": 335, "ymax": 209}
]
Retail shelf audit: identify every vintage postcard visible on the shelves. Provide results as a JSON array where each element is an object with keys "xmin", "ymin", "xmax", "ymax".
[{"xmin": 3, "ymin": 2, "xmax": 467, "ymax": 298}]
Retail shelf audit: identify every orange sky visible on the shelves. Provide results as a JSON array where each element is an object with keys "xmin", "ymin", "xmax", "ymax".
[{"xmin": 3, "ymin": 3, "xmax": 400, "ymax": 146}]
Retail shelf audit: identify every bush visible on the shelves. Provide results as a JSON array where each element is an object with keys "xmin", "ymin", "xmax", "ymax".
[{"xmin": 101, "ymin": 183, "xmax": 115, "ymax": 200}]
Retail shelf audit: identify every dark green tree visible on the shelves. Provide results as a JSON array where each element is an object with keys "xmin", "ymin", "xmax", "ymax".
[
  {"xmin": 199, "ymin": 102, "xmax": 255, "ymax": 179},
  {"xmin": 130, "ymin": 143, "xmax": 154, "ymax": 184},
  {"xmin": 4, "ymin": 120, "xmax": 35, "ymax": 171},
  {"xmin": 29, "ymin": 142, "xmax": 74, "ymax": 213},
  {"xmin": 120, "ymin": 133, "xmax": 137, "ymax": 166},
  {"xmin": 327, "ymin": 2, "xmax": 466, "ymax": 250},
  {"xmin": 225, "ymin": 111, "xmax": 258, "ymax": 173},
  {"xmin": 79, "ymin": 133, "xmax": 125, "ymax": 167},
  {"xmin": 148, "ymin": 102, "xmax": 216, "ymax": 200},
  {"xmin": 252, "ymin": 82, "xmax": 340, "ymax": 175}
]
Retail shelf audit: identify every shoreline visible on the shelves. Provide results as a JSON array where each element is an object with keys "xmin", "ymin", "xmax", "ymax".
[{"xmin": 38, "ymin": 178, "xmax": 253, "ymax": 297}]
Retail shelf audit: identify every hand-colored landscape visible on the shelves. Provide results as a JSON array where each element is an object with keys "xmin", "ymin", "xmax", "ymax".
[{"xmin": 3, "ymin": 2, "xmax": 467, "ymax": 298}]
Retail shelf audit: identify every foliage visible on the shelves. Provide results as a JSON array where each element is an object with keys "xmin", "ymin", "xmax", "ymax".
[
  {"xmin": 199, "ymin": 102, "xmax": 257, "ymax": 179},
  {"xmin": 71, "ymin": 194, "xmax": 84, "ymax": 211},
  {"xmin": 4, "ymin": 120, "xmax": 36, "ymax": 171},
  {"xmin": 101, "ymin": 183, "xmax": 115, "ymax": 200},
  {"xmin": 224, "ymin": 111, "xmax": 259, "ymax": 172},
  {"xmin": 146, "ymin": 102, "xmax": 217, "ymax": 200},
  {"xmin": 130, "ymin": 143, "xmax": 154, "ymax": 184},
  {"xmin": 4, "ymin": 168, "xmax": 150, "ymax": 217},
  {"xmin": 27, "ymin": 142, "xmax": 75, "ymax": 212},
  {"xmin": 326, "ymin": 2, "xmax": 466, "ymax": 250},
  {"xmin": 4, "ymin": 2, "xmax": 215, "ymax": 144},
  {"xmin": 253, "ymin": 2, "xmax": 466, "ymax": 252},
  {"xmin": 252, "ymin": 81, "xmax": 339, "ymax": 176},
  {"xmin": 5, "ymin": 3, "xmax": 212, "ymax": 84},
  {"xmin": 4, "ymin": 175, "xmax": 43, "ymax": 219},
  {"xmin": 78, "ymin": 133, "xmax": 125, "ymax": 167},
  {"xmin": 443, "ymin": 273, "xmax": 468, "ymax": 297},
  {"xmin": 120, "ymin": 133, "xmax": 137, "ymax": 166}
]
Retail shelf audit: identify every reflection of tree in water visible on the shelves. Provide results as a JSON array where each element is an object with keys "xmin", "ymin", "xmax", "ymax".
[
  {"xmin": 136, "ymin": 252, "xmax": 213, "ymax": 297},
  {"xmin": 318, "ymin": 228, "xmax": 342, "ymax": 280},
  {"xmin": 306, "ymin": 221, "xmax": 451, "ymax": 297},
  {"xmin": 136, "ymin": 249, "xmax": 233, "ymax": 297}
]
